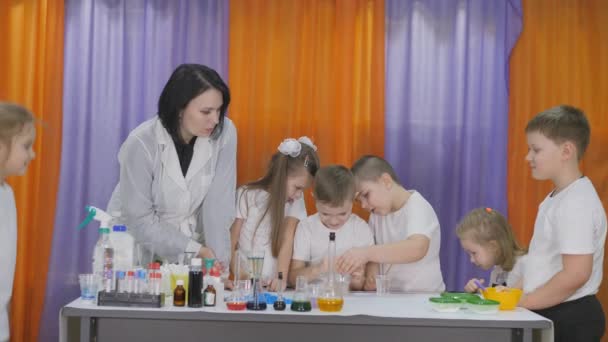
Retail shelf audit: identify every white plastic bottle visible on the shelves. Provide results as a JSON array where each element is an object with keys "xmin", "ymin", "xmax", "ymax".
[{"xmin": 109, "ymin": 224, "xmax": 134, "ymax": 272}]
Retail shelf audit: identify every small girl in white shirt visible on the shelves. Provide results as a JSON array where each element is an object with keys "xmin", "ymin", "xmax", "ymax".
[
  {"xmin": 0, "ymin": 103, "xmax": 36, "ymax": 342},
  {"xmin": 230, "ymin": 137, "xmax": 319, "ymax": 291},
  {"xmin": 456, "ymin": 207, "xmax": 527, "ymax": 292}
]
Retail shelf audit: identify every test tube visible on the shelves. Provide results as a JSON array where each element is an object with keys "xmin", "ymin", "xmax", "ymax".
[
  {"xmin": 154, "ymin": 273, "xmax": 162, "ymax": 295},
  {"xmin": 127, "ymin": 271, "xmax": 134, "ymax": 293},
  {"xmin": 115, "ymin": 271, "xmax": 125, "ymax": 292}
]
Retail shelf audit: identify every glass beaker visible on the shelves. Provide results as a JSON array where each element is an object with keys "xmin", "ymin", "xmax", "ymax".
[
  {"xmin": 375, "ymin": 274, "xmax": 390, "ymax": 296},
  {"xmin": 227, "ymin": 280, "xmax": 248, "ymax": 310},
  {"xmin": 246, "ymin": 250, "xmax": 267, "ymax": 310},
  {"xmin": 291, "ymin": 276, "xmax": 312, "ymax": 312},
  {"xmin": 79, "ymin": 274, "xmax": 99, "ymax": 303},
  {"xmin": 135, "ymin": 242, "xmax": 154, "ymax": 268}
]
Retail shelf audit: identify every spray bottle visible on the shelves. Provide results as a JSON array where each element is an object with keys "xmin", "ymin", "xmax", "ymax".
[
  {"xmin": 78, "ymin": 206, "xmax": 115, "ymax": 291},
  {"xmin": 78, "ymin": 206, "xmax": 134, "ymax": 290}
]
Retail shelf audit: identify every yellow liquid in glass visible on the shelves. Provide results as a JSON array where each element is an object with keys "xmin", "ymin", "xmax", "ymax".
[{"xmin": 317, "ymin": 298, "xmax": 344, "ymax": 312}]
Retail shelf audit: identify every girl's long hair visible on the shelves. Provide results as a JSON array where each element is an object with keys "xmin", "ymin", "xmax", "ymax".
[{"xmin": 241, "ymin": 143, "xmax": 319, "ymax": 257}]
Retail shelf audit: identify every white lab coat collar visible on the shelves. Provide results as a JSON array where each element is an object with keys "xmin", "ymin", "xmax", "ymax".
[{"xmin": 153, "ymin": 118, "xmax": 212, "ymax": 192}]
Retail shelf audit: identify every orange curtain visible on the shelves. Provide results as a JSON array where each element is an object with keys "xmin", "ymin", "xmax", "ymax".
[
  {"xmin": 508, "ymin": 0, "xmax": 608, "ymax": 338},
  {"xmin": 229, "ymin": 0, "xmax": 385, "ymax": 216},
  {"xmin": 0, "ymin": 1, "xmax": 64, "ymax": 341}
]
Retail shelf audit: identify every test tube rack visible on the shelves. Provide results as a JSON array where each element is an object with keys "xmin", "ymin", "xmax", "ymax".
[{"xmin": 97, "ymin": 291, "xmax": 165, "ymax": 308}]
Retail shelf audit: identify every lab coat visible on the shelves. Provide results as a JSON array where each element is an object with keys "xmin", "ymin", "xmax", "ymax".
[{"xmin": 107, "ymin": 117, "xmax": 236, "ymax": 264}]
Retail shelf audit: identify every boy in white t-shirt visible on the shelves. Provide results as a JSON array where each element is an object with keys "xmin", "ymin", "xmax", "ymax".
[
  {"xmin": 336, "ymin": 156, "xmax": 445, "ymax": 293},
  {"xmin": 518, "ymin": 105, "xmax": 606, "ymax": 341},
  {"xmin": 290, "ymin": 165, "xmax": 374, "ymax": 289}
]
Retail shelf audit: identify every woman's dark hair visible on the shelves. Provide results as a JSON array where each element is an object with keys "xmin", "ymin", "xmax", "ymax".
[{"xmin": 158, "ymin": 64, "xmax": 230, "ymax": 141}]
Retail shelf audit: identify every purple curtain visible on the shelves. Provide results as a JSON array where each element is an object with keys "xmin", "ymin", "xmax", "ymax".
[
  {"xmin": 384, "ymin": 0, "xmax": 522, "ymax": 291},
  {"xmin": 39, "ymin": 1, "xmax": 228, "ymax": 340}
]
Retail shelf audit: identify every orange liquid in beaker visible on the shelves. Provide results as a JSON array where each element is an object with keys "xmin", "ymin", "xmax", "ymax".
[{"xmin": 317, "ymin": 298, "xmax": 344, "ymax": 312}]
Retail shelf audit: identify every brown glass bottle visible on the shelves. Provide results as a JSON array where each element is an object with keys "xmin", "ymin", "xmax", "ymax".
[
  {"xmin": 203, "ymin": 284, "xmax": 217, "ymax": 307},
  {"xmin": 173, "ymin": 280, "xmax": 186, "ymax": 307}
]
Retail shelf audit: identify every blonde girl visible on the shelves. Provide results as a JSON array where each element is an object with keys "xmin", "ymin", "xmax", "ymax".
[
  {"xmin": 456, "ymin": 207, "xmax": 526, "ymax": 292},
  {"xmin": 0, "ymin": 103, "xmax": 36, "ymax": 342}
]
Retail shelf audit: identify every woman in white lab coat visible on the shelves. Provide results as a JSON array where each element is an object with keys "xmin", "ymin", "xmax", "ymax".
[{"xmin": 108, "ymin": 64, "xmax": 236, "ymax": 264}]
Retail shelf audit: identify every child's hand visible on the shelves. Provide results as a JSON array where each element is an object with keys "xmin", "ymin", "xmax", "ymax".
[
  {"xmin": 336, "ymin": 247, "xmax": 369, "ymax": 275},
  {"xmin": 494, "ymin": 285, "xmax": 507, "ymax": 292},
  {"xmin": 268, "ymin": 276, "xmax": 287, "ymax": 292},
  {"xmin": 363, "ymin": 274, "xmax": 376, "ymax": 291},
  {"xmin": 464, "ymin": 278, "xmax": 484, "ymax": 293},
  {"xmin": 198, "ymin": 246, "xmax": 216, "ymax": 259},
  {"xmin": 518, "ymin": 294, "xmax": 530, "ymax": 309},
  {"xmin": 351, "ymin": 267, "xmax": 365, "ymax": 278}
]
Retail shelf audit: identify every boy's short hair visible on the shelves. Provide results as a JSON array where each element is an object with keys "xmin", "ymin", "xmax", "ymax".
[
  {"xmin": 525, "ymin": 105, "xmax": 590, "ymax": 160},
  {"xmin": 351, "ymin": 155, "xmax": 400, "ymax": 184},
  {"xmin": 313, "ymin": 165, "xmax": 355, "ymax": 206}
]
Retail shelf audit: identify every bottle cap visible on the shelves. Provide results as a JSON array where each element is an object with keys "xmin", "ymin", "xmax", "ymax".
[
  {"xmin": 204, "ymin": 258, "xmax": 215, "ymax": 270},
  {"xmin": 278, "ymin": 272, "xmax": 283, "ymax": 280},
  {"xmin": 176, "ymin": 279, "xmax": 184, "ymax": 286},
  {"xmin": 99, "ymin": 228, "xmax": 110, "ymax": 234},
  {"xmin": 329, "ymin": 232, "xmax": 335, "ymax": 241},
  {"xmin": 112, "ymin": 225, "xmax": 127, "ymax": 232},
  {"xmin": 191, "ymin": 258, "xmax": 202, "ymax": 267}
]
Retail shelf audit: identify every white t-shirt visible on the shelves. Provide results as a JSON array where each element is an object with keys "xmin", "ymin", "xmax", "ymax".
[
  {"xmin": 0, "ymin": 184, "xmax": 17, "ymax": 342},
  {"xmin": 236, "ymin": 187, "xmax": 307, "ymax": 280},
  {"xmin": 490, "ymin": 255, "xmax": 525, "ymax": 287},
  {"xmin": 523, "ymin": 177, "xmax": 607, "ymax": 302},
  {"xmin": 370, "ymin": 191, "xmax": 445, "ymax": 292},
  {"xmin": 293, "ymin": 213, "xmax": 374, "ymax": 264}
]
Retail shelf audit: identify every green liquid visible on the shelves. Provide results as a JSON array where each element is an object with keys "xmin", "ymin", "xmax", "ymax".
[{"xmin": 291, "ymin": 300, "xmax": 312, "ymax": 312}]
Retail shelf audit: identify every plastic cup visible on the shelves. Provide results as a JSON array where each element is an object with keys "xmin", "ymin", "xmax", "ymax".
[
  {"xmin": 337, "ymin": 274, "xmax": 351, "ymax": 295},
  {"xmin": 79, "ymin": 274, "xmax": 100, "ymax": 303},
  {"xmin": 375, "ymin": 274, "xmax": 390, "ymax": 296}
]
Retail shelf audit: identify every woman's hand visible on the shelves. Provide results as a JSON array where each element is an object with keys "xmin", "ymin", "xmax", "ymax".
[{"xmin": 198, "ymin": 246, "xmax": 216, "ymax": 259}]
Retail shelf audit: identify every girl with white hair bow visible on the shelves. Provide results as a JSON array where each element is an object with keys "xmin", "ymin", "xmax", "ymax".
[{"xmin": 230, "ymin": 137, "xmax": 319, "ymax": 291}]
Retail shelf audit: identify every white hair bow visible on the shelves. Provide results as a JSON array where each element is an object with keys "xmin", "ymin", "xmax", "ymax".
[
  {"xmin": 278, "ymin": 138, "xmax": 301, "ymax": 157},
  {"xmin": 277, "ymin": 136, "xmax": 317, "ymax": 157},
  {"xmin": 297, "ymin": 136, "xmax": 317, "ymax": 151}
]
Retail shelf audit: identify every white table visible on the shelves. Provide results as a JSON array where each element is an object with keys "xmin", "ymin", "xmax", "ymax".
[{"xmin": 60, "ymin": 292, "xmax": 552, "ymax": 342}]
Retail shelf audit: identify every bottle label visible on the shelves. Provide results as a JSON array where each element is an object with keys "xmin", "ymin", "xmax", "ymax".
[{"xmin": 204, "ymin": 293, "xmax": 215, "ymax": 305}]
